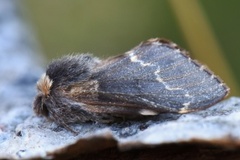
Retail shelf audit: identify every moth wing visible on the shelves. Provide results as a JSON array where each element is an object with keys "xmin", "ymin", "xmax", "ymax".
[{"xmin": 90, "ymin": 38, "xmax": 229, "ymax": 114}]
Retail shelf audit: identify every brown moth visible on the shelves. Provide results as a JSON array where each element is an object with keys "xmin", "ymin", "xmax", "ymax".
[{"xmin": 33, "ymin": 38, "xmax": 229, "ymax": 133}]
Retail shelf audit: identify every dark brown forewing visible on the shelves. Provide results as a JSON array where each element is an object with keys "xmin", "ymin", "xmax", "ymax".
[{"xmin": 88, "ymin": 38, "xmax": 229, "ymax": 113}]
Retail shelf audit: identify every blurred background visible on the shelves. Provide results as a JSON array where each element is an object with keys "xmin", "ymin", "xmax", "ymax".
[{"xmin": 20, "ymin": 0, "xmax": 240, "ymax": 96}]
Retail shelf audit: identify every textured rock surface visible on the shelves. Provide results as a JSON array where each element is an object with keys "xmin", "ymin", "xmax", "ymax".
[
  {"xmin": 2, "ymin": 97, "xmax": 240, "ymax": 159},
  {"xmin": 1, "ymin": 0, "xmax": 240, "ymax": 160}
]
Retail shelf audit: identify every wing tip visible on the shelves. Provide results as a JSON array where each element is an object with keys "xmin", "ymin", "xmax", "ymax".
[{"xmin": 144, "ymin": 38, "xmax": 230, "ymax": 98}]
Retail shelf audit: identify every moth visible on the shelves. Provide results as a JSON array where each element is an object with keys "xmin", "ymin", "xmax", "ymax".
[{"xmin": 33, "ymin": 38, "xmax": 229, "ymax": 133}]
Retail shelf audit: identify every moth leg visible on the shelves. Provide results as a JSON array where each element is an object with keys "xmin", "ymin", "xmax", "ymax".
[
  {"xmin": 50, "ymin": 109, "xmax": 78, "ymax": 135},
  {"xmin": 58, "ymin": 120, "xmax": 78, "ymax": 135}
]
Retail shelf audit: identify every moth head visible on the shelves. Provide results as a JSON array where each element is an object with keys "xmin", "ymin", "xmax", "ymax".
[{"xmin": 33, "ymin": 73, "xmax": 53, "ymax": 117}]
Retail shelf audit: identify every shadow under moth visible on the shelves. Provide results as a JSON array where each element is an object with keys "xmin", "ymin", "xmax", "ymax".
[{"xmin": 33, "ymin": 38, "xmax": 229, "ymax": 133}]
